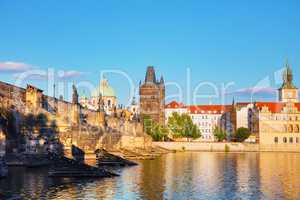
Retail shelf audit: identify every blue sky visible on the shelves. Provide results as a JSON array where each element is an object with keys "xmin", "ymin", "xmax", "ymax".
[{"xmin": 0, "ymin": 0, "xmax": 300, "ymax": 106}]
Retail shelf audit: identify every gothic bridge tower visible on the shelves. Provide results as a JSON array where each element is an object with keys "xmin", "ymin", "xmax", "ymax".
[{"xmin": 139, "ymin": 66, "xmax": 165, "ymax": 125}]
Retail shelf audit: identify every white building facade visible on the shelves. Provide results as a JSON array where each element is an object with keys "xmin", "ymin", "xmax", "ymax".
[{"xmin": 165, "ymin": 101, "xmax": 229, "ymax": 141}]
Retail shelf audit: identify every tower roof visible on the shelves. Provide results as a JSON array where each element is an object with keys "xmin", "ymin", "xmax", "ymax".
[
  {"xmin": 92, "ymin": 78, "xmax": 116, "ymax": 97},
  {"xmin": 280, "ymin": 60, "xmax": 297, "ymax": 89},
  {"xmin": 145, "ymin": 66, "xmax": 157, "ymax": 83}
]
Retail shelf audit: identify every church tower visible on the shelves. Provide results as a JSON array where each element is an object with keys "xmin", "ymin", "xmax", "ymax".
[
  {"xmin": 278, "ymin": 61, "xmax": 298, "ymax": 103},
  {"xmin": 139, "ymin": 66, "xmax": 165, "ymax": 125}
]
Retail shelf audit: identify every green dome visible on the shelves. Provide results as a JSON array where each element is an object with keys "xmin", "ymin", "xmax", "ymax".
[{"xmin": 92, "ymin": 79, "xmax": 116, "ymax": 97}]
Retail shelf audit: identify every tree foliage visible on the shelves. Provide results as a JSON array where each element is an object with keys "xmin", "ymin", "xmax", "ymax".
[
  {"xmin": 143, "ymin": 115, "xmax": 168, "ymax": 141},
  {"xmin": 213, "ymin": 126, "xmax": 227, "ymax": 142},
  {"xmin": 235, "ymin": 127, "xmax": 251, "ymax": 142},
  {"xmin": 167, "ymin": 112, "xmax": 201, "ymax": 139}
]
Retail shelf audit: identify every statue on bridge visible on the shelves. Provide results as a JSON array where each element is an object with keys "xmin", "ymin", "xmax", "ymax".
[{"xmin": 72, "ymin": 84, "xmax": 79, "ymax": 104}]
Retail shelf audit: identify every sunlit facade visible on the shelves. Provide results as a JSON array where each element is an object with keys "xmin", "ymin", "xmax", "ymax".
[
  {"xmin": 165, "ymin": 101, "xmax": 230, "ymax": 141},
  {"xmin": 79, "ymin": 78, "xmax": 117, "ymax": 115}
]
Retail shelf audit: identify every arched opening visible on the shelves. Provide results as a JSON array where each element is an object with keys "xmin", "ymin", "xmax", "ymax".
[
  {"xmin": 283, "ymin": 137, "xmax": 287, "ymax": 143},
  {"xmin": 295, "ymin": 125, "xmax": 300, "ymax": 133},
  {"xmin": 288, "ymin": 124, "xmax": 293, "ymax": 133},
  {"xmin": 274, "ymin": 137, "xmax": 278, "ymax": 143},
  {"xmin": 284, "ymin": 125, "xmax": 288, "ymax": 132}
]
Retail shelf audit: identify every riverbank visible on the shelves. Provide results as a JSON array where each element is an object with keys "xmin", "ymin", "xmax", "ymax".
[{"xmin": 153, "ymin": 142, "xmax": 300, "ymax": 152}]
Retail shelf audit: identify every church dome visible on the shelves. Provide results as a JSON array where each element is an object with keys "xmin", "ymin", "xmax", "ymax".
[{"xmin": 92, "ymin": 79, "xmax": 116, "ymax": 97}]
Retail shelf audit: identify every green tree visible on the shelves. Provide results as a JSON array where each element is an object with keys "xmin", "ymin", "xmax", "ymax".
[
  {"xmin": 213, "ymin": 126, "xmax": 227, "ymax": 142},
  {"xmin": 142, "ymin": 115, "xmax": 168, "ymax": 141},
  {"xmin": 143, "ymin": 115, "xmax": 154, "ymax": 135},
  {"xmin": 167, "ymin": 112, "xmax": 201, "ymax": 139},
  {"xmin": 235, "ymin": 127, "xmax": 251, "ymax": 142},
  {"xmin": 152, "ymin": 124, "xmax": 168, "ymax": 141}
]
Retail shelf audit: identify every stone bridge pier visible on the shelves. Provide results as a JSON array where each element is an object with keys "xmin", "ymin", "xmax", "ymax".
[
  {"xmin": 58, "ymin": 123, "xmax": 153, "ymax": 166},
  {"xmin": 0, "ymin": 129, "xmax": 8, "ymax": 177}
]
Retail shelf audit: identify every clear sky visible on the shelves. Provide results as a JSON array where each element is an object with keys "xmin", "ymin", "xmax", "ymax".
[{"xmin": 0, "ymin": 0, "xmax": 300, "ymax": 106}]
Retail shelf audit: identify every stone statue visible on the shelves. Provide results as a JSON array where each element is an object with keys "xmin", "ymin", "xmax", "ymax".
[
  {"xmin": 72, "ymin": 84, "xmax": 79, "ymax": 104},
  {"xmin": 98, "ymin": 93, "xmax": 105, "ymax": 112}
]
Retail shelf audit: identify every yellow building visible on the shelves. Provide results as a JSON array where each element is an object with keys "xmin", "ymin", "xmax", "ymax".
[{"xmin": 249, "ymin": 62, "xmax": 300, "ymax": 150}]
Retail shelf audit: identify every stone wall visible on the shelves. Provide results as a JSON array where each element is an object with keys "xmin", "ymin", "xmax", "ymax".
[
  {"xmin": 0, "ymin": 80, "xmax": 150, "ymax": 157},
  {"xmin": 154, "ymin": 142, "xmax": 300, "ymax": 152},
  {"xmin": 259, "ymin": 144, "xmax": 300, "ymax": 152},
  {"xmin": 153, "ymin": 142, "xmax": 259, "ymax": 152},
  {"xmin": 0, "ymin": 130, "xmax": 5, "ymax": 156},
  {"xmin": 106, "ymin": 117, "xmax": 144, "ymax": 136},
  {"xmin": 119, "ymin": 135, "xmax": 152, "ymax": 150}
]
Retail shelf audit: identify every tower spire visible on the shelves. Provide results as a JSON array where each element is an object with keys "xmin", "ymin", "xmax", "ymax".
[
  {"xmin": 145, "ymin": 66, "xmax": 156, "ymax": 83},
  {"xmin": 160, "ymin": 75, "xmax": 164, "ymax": 84},
  {"xmin": 281, "ymin": 59, "xmax": 296, "ymax": 89}
]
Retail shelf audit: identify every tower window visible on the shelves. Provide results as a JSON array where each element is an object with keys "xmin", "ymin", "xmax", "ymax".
[
  {"xmin": 289, "ymin": 137, "xmax": 293, "ymax": 143},
  {"xmin": 274, "ymin": 137, "xmax": 278, "ymax": 143},
  {"xmin": 283, "ymin": 137, "xmax": 287, "ymax": 143}
]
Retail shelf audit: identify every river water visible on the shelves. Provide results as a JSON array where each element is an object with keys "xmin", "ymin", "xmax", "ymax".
[{"xmin": 1, "ymin": 152, "xmax": 300, "ymax": 200}]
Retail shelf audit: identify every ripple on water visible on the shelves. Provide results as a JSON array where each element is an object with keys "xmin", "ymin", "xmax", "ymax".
[{"xmin": 0, "ymin": 152, "xmax": 300, "ymax": 200}]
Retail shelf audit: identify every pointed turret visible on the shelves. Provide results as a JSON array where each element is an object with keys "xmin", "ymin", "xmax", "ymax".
[
  {"xmin": 160, "ymin": 76, "xmax": 164, "ymax": 84},
  {"xmin": 145, "ymin": 66, "xmax": 156, "ymax": 83},
  {"xmin": 281, "ymin": 59, "xmax": 297, "ymax": 89}
]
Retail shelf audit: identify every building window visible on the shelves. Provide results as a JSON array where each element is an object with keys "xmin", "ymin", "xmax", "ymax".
[
  {"xmin": 288, "ymin": 124, "xmax": 293, "ymax": 133},
  {"xmin": 284, "ymin": 125, "xmax": 288, "ymax": 132},
  {"xmin": 295, "ymin": 125, "xmax": 300, "ymax": 133},
  {"xmin": 283, "ymin": 137, "xmax": 287, "ymax": 143},
  {"xmin": 296, "ymin": 137, "xmax": 299, "ymax": 143},
  {"xmin": 289, "ymin": 137, "xmax": 293, "ymax": 143},
  {"xmin": 274, "ymin": 137, "xmax": 278, "ymax": 143}
]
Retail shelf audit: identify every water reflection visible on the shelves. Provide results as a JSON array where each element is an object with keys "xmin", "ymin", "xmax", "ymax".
[{"xmin": 1, "ymin": 152, "xmax": 300, "ymax": 200}]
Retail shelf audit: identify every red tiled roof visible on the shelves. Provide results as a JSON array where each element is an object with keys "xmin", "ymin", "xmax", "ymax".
[
  {"xmin": 254, "ymin": 102, "xmax": 300, "ymax": 113},
  {"xmin": 165, "ymin": 101, "xmax": 233, "ymax": 114},
  {"xmin": 165, "ymin": 101, "xmax": 185, "ymax": 109},
  {"xmin": 236, "ymin": 102, "xmax": 251, "ymax": 107},
  {"xmin": 187, "ymin": 105, "xmax": 231, "ymax": 114},
  {"xmin": 254, "ymin": 102, "xmax": 284, "ymax": 113},
  {"xmin": 165, "ymin": 101, "xmax": 300, "ymax": 114}
]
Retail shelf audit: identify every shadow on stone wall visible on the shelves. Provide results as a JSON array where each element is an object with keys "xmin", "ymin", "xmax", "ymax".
[
  {"xmin": 0, "ymin": 106, "xmax": 63, "ymax": 155},
  {"xmin": 71, "ymin": 145, "xmax": 85, "ymax": 163}
]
